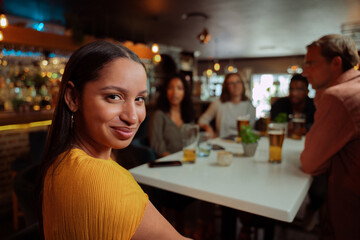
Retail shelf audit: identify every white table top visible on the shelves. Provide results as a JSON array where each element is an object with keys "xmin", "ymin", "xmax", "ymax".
[{"xmin": 130, "ymin": 136, "xmax": 312, "ymax": 222}]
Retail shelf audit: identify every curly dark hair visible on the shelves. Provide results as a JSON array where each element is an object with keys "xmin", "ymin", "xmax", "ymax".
[
  {"xmin": 155, "ymin": 74, "xmax": 195, "ymax": 123},
  {"xmin": 291, "ymin": 74, "xmax": 309, "ymax": 87}
]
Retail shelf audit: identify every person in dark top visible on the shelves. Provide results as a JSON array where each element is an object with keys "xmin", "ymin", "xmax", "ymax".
[
  {"xmin": 270, "ymin": 74, "xmax": 316, "ymax": 130},
  {"xmin": 271, "ymin": 74, "xmax": 326, "ymax": 232}
]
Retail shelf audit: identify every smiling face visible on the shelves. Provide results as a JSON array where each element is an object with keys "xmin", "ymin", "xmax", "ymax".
[
  {"xmin": 74, "ymin": 58, "xmax": 147, "ymax": 157},
  {"xmin": 166, "ymin": 77, "xmax": 185, "ymax": 107}
]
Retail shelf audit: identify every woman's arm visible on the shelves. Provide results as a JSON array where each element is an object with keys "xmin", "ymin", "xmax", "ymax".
[
  {"xmin": 132, "ymin": 200, "xmax": 192, "ymax": 240},
  {"xmin": 149, "ymin": 111, "xmax": 169, "ymax": 157},
  {"xmin": 248, "ymin": 101, "xmax": 256, "ymax": 128},
  {"xmin": 198, "ymin": 100, "xmax": 219, "ymax": 137}
]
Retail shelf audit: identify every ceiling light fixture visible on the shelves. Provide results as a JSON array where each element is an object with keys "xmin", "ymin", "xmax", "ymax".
[
  {"xmin": 287, "ymin": 65, "xmax": 303, "ymax": 74},
  {"xmin": 183, "ymin": 12, "xmax": 211, "ymax": 44},
  {"xmin": 214, "ymin": 62, "xmax": 220, "ymax": 71},
  {"xmin": 198, "ymin": 28, "xmax": 211, "ymax": 44},
  {"xmin": 206, "ymin": 69, "xmax": 213, "ymax": 77}
]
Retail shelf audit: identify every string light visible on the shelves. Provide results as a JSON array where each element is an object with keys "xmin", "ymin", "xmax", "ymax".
[
  {"xmin": 153, "ymin": 54, "xmax": 161, "ymax": 63},
  {"xmin": 151, "ymin": 43, "xmax": 159, "ymax": 53},
  {"xmin": 214, "ymin": 62, "xmax": 220, "ymax": 71}
]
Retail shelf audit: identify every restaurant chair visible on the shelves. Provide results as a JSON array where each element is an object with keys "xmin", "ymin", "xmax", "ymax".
[
  {"xmin": 11, "ymin": 172, "xmax": 24, "ymax": 231},
  {"xmin": 10, "ymin": 129, "xmax": 47, "ymax": 230}
]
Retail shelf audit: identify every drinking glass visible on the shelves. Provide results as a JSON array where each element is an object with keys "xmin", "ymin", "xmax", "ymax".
[
  {"xmin": 288, "ymin": 113, "xmax": 306, "ymax": 140},
  {"xmin": 197, "ymin": 132, "xmax": 212, "ymax": 157},
  {"xmin": 268, "ymin": 123, "xmax": 285, "ymax": 163},
  {"xmin": 237, "ymin": 114, "xmax": 250, "ymax": 139},
  {"xmin": 181, "ymin": 124, "xmax": 199, "ymax": 163}
]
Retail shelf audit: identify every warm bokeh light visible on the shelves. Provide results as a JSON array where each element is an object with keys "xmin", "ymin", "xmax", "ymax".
[
  {"xmin": 287, "ymin": 64, "xmax": 303, "ymax": 74},
  {"xmin": 42, "ymin": 60, "xmax": 48, "ymax": 66},
  {"xmin": 153, "ymin": 54, "xmax": 161, "ymax": 63},
  {"xmin": 52, "ymin": 58, "xmax": 59, "ymax": 65},
  {"xmin": 0, "ymin": 14, "xmax": 8, "ymax": 28},
  {"xmin": 151, "ymin": 43, "xmax": 159, "ymax": 53},
  {"xmin": 228, "ymin": 65, "xmax": 234, "ymax": 72},
  {"xmin": 206, "ymin": 69, "xmax": 213, "ymax": 76},
  {"xmin": 214, "ymin": 62, "xmax": 220, "ymax": 71},
  {"xmin": 33, "ymin": 105, "xmax": 40, "ymax": 111}
]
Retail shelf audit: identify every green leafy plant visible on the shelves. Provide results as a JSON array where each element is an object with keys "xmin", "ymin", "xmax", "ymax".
[
  {"xmin": 274, "ymin": 112, "xmax": 287, "ymax": 123},
  {"xmin": 240, "ymin": 125, "xmax": 260, "ymax": 144}
]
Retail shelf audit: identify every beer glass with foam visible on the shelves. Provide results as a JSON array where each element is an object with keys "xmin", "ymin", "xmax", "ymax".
[
  {"xmin": 268, "ymin": 123, "xmax": 285, "ymax": 163},
  {"xmin": 237, "ymin": 114, "xmax": 250, "ymax": 138},
  {"xmin": 290, "ymin": 113, "xmax": 306, "ymax": 140},
  {"xmin": 181, "ymin": 124, "xmax": 199, "ymax": 163}
]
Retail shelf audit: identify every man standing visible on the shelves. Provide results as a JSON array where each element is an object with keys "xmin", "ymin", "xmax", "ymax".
[
  {"xmin": 301, "ymin": 34, "xmax": 360, "ymax": 239},
  {"xmin": 271, "ymin": 73, "xmax": 316, "ymax": 130}
]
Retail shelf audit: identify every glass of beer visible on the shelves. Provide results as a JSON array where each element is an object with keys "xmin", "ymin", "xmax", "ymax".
[
  {"xmin": 258, "ymin": 111, "xmax": 270, "ymax": 136},
  {"xmin": 290, "ymin": 113, "xmax": 306, "ymax": 140},
  {"xmin": 237, "ymin": 114, "xmax": 250, "ymax": 139},
  {"xmin": 181, "ymin": 124, "xmax": 199, "ymax": 163},
  {"xmin": 268, "ymin": 123, "xmax": 285, "ymax": 164}
]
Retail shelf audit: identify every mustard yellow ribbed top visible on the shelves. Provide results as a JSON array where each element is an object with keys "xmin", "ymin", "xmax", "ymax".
[{"xmin": 43, "ymin": 148, "xmax": 148, "ymax": 240}]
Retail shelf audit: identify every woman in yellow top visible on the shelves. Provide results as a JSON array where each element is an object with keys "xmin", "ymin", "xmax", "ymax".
[{"xmin": 38, "ymin": 40, "xmax": 190, "ymax": 239}]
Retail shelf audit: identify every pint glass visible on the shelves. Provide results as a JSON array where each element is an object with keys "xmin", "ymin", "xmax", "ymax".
[
  {"xmin": 237, "ymin": 114, "xmax": 250, "ymax": 138},
  {"xmin": 181, "ymin": 124, "xmax": 199, "ymax": 163},
  {"xmin": 268, "ymin": 123, "xmax": 285, "ymax": 163},
  {"xmin": 290, "ymin": 114, "xmax": 306, "ymax": 140}
]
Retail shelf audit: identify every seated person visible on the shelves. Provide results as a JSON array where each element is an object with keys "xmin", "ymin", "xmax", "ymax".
[
  {"xmin": 149, "ymin": 74, "xmax": 196, "ymax": 157},
  {"xmin": 198, "ymin": 73, "xmax": 255, "ymax": 138},
  {"xmin": 148, "ymin": 74, "xmax": 197, "ymax": 232},
  {"xmin": 270, "ymin": 74, "xmax": 316, "ymax": 130},
  {"xmin": 271, "ymin": 74, "xmax": 326, "ymax": 231},
  {"xmin": 39, "ymin": 40, "xmax": 189, "ymax": 239}
]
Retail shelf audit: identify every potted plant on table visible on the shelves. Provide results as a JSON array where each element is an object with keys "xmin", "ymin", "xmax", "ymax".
[{"xmin": 240, "ymin": 125, "xmax": 260, "ymax": 156}]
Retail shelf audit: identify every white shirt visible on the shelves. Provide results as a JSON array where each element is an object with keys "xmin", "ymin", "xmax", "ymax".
[{"xmin": 198, "ymin": 99, "xmax": 256, "ymax": 138}]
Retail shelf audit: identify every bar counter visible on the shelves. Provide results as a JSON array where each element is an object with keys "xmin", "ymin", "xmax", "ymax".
[{"xmin": 0, "ymin": 110, "xmax": 54, "ymax": 126}]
